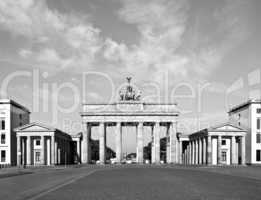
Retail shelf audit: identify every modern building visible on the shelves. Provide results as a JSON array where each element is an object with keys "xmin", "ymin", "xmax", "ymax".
[
  {"xmin": 228, "ymin": 99, "xmax": 261, "ymax": 164},
  {"xmin": 181, "ymin": 122, "xmax": 246, "ymax": 166},
  {"xmin": 15, "ymin": 122, "xmax": 73, "ymax": 166},
  {"xmin": 0, "ymin": 99, "xmax": 30, "ymax": 165}
]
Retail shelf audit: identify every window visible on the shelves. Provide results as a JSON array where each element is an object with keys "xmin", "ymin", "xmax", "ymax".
[
  {"xmin": 256, "ymin": 150, "xmax": 261, "ymax": 161},
  {"xmin": 0, "ymin": 119, "xmax": 5, "ymax": 130},
  {"xmin": 257, "ymin": 133, "xmax": 261, "ymax": 144},
  {"xmin": 1, "ymin": 134, "xmax": 5, "ymax": 144},
  {"xmin": 257, "ymin": 108, "xmax": 261, "ymax": 114},
  {"xmin": 19, "ymin": 114, "xmax": 22, "ymax": 120},
  {"xmin": 1, "ymin": 150, "xmax": 6, "ymax": 162},
  {"xmin": 222, "ymin": 152, "xmax": 227, "ymax": 162},
  {"xmin": 35, "ymin": 152, "xmax": 41, "ymax": 162},
  {"xmin": 222, "ymin": 140, "xmax": 226, "ymax": 145},
  {"xmin": 257, "ymin": 118, "xmax": 261, "ymax": 130},
  {"xmin": 36, "ymin": 140, "xmax": 41, "ymax": 146}
]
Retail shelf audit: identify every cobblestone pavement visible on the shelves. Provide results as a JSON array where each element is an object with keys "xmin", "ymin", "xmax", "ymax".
[{"xmin": 1, "ymin": 165, "xmax": 261, "ymax": 200}]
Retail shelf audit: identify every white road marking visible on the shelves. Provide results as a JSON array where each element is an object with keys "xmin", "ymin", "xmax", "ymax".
[{"xmin": 27, "ymin": 170, "xmax": 97, "ymax": 200}]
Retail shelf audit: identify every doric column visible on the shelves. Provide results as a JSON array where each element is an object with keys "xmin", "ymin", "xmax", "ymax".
[
  {"xmin": 169, "ymin": 122, "xmax": 177, "ymax": 163},
  {"xmin": 195, "ymin": 139, "xmax": 198, "ymax": 165},
  {"xmin": 199, "ymin": 138, "xmax": 202, "ymax": 165},
  {"xmin": 186, "ymin": 148, "xmax": 189, "ymax": 164},
  {"xmin": 82, "ymin": 123, "xmax": 91, "ymax": 164},
  {"xmin": 46, "ymin": 138, "xmax": 51, "ymax": 165},
  {"xmin": 187, "ymin": 143, "xmax": 190, "ymax": 165},
  {"xmin": 186, "ymin": 148, "xmax": 189, "ymax": 165},
  {"xmin": 115, "ymin": 122, "xmax": 122, "ymax": 163},
  {"xmin": 207, "ymin": 136, "xmax": 212, "ymax": 165},
  {"xmin": 76, "ymin": 138, "xmax": 81, "ymax": 163},
  {"xmin": 51, "ymin": 135, "xmax": 55, "ymax": 165},
  {"xmin": 55, "ymin": 140, "xmax": 58, "ymax": 164},
  {"xmin": 17, "ymin": 136, "xmax": 21, "ymax": 166},
  {"xmin": 241, "ymin": 136, "xmax": 246, "ymax": 165},
  {"xmin": 184, "ymin": 149, "xmax": 187, "ymax": 165},
  {"xmin": 60, "ymin": 140, "xmax": 62, "ymax": 164},
  {"xmin": 154, "ymin": 122, "xmax": 160, "ymax": 164},
  {"xmin": 231, "ymin": 136, "xmax": 237, "ymax": 165},
  {"xmin": 57, "ymin": 140, "xmax": 61, "ymax": 165},
  {"xmin": 176, "ymin": 139, "xmax": 179, "ymax": 164},
  {"xmin": 189, "ymin": 141, "xmax": 192, "ymax": 164},
  {"xmin": 179, "ymin": 141, "xmax": 183, "ymax": 164},
  {"xmin": 186, "ymin": 145, "xmax": 189, "ymax": 165},
  {"xmin": 166, "ymin": 125, "xmax": 170, "ymax": 163},
  {"xmin": 21, "ymin": 137, "xmax": 25, "ymax": 165},
  {"xmin": 151, "ymin": 125, "xmax": 155, "ymax": 163},
  {"xmin": 136, "ymin": 122, "xmax": 144, "ymax": 164},
  {"xmin": 26, "ymin": 136, "xmax": 31, "ymax": 166},
  {"xmin": 82, "ymin": 124, "xmax": 87, "ymax": 164},
  {"xmin": 99, "ymin": 122, "xmax": 106, "ymax": 164},
  {"xmin": 217, "ymin": 135, "xmax": 222, "ymax": 165},
  {"xmin": 203, "ymin": 137, "xmax": 207, "ymax": 165},
  {"xmin": 192, "ymin": 140, "xmax": 195, "ymax": 164},
  {"xmin": 41, "ymin": 136, "xmax": 45, "ymax": 165}
]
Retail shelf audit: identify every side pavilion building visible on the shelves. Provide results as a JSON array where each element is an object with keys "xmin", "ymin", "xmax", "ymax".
[
  {"xmin": 184, "ymin": 122, "xmax": 246, "ymax": 166},
  {"xmin": 15, "ymin": 122, "xmax": 72, "ymax": 166},
  {"xmin": 80, "ymin": 78, "xmax": 180, "ymax": 164}
]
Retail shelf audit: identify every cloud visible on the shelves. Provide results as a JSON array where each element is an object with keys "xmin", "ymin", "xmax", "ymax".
[
  {"xmin": 0, "ymin": 0, "xmax": 104, "ymax": 72},
  {"xmin": 0, "ymin": 0, "xmax": 253, "ymax": 82},
  {"xmin": 103, "ymin": 38, "xmax": 128, "ymax": 62},
  {"xmin": 183, "ymin": 0, "xmax": 251, "ymax": 77},
  {"xmin": 19, "ymin": 49, "xmax": 32, "ymax": 58},
  {"xmin": 112, "ymin": 0, "xmax": 190, "ymax": 81},
  {"xmin": 114, "ymin": 0, "xmax": 251, "ymax": 83}
]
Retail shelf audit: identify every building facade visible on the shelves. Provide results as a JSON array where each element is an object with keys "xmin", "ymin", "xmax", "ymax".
[
  {"xmin": 0, "ymin": 99, "xmax": 30, "ymax": 165},
  {"xmin": 6, "ymin": 86, "xmax": 259, "ymax": 167},
  {"xmin": 15, "ymin": 122, "xmax": 73, "ymax": 166},
  {"xmin": 229, "ymin": 99, "xmax": 261, "ymax": 164},
  {"xmin": 181, "ymin": 122, "xmax": 246, "ymax": 166},
  {"xmin": 80, "ymin": 78, "xmax": 180, "ymax": 164}
]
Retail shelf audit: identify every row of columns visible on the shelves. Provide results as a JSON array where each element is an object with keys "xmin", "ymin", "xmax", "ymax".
[
  {"xmin": 17, "ymin": 135, "xmax": 47, "ymax": 166},
  {"xmin": 187, "ymin": 137, "xmax": 207, "ymax": 165},
  {"xmin": 82, "ymin": 122, "xmax": 179, "ymax": 164},
  {"xmin": 186, "ymin": 135, "xmax": 245, "ymax": 165},
  {"xmin": 17, "ymin": 135, "xmax": 70, "ymax": 166}
]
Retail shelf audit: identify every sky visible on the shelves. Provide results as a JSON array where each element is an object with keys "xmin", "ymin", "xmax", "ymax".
[{"xmin": 0, "ymin": 0, "xmax": 261, "ymax": 152}]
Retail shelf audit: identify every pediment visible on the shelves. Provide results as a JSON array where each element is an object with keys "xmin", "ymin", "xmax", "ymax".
[
  {"xmin": 23, "ymin": 125, "xmax": 50, "ymax": 131},
  {"xmin": 215, "ymin": 125, "xmax": 240, "ymax": 131},
  {"xmin": 209, "ymin": 122, "xmax": 244, "ymax": 132},
  {"xmin": 15, "ymin": 122, "xmax": 55, "ymax": 132}
]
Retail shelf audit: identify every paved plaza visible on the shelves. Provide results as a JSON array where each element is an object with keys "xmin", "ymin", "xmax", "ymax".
[{"xmin": 1, "ymin": 165, "xmax": 261, "ymax": 200}]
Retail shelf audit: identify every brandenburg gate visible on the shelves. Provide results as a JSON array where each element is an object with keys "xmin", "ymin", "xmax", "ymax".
[{"xmin": 80, "ymin": 78, "xmax": 179, "ymax": 164}]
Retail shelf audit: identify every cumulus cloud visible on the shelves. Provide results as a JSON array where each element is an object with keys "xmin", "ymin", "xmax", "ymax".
[
  {"xmin": 114, "ymin": 0, "xmax": 250, "ymax": 83},
  {"xmin": 0, "ymin": 0, "xmax": 104, "ymax": 72},
  {"xmin": 116, "ymin": 0, "xmax": 189, "ymax": 79},
  {"xmin": 0, "ymin": 0, "xmax": 252, "ymax": 81}
]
